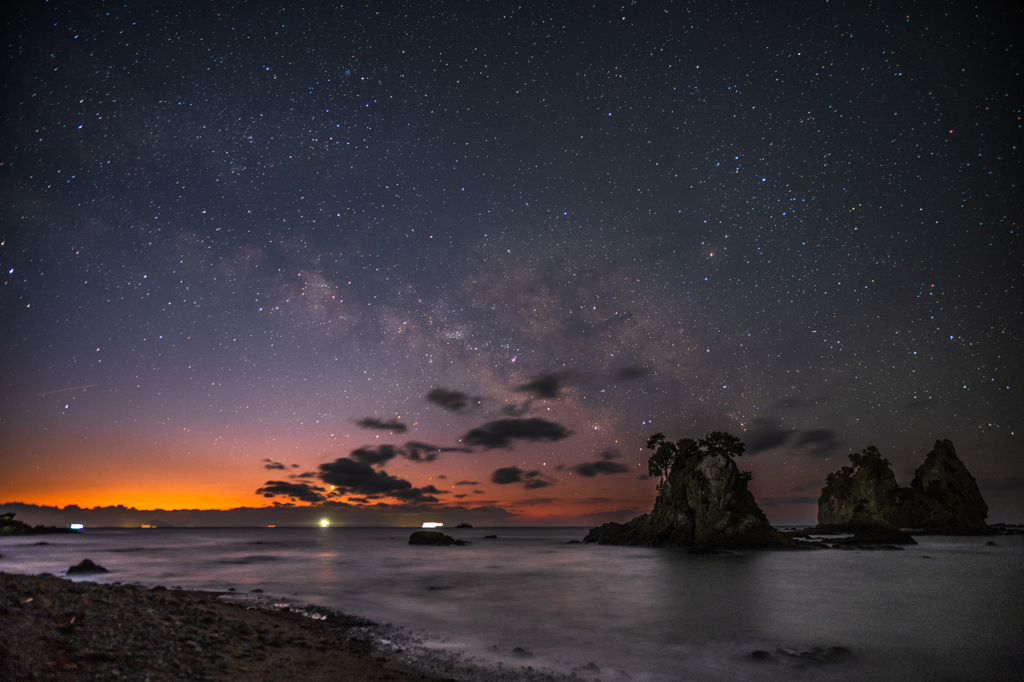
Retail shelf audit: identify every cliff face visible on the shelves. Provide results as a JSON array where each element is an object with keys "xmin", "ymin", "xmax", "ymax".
[
  {"xmin": 585, "ymin": 450, "xmax": 793, "ymax": 549},
  {"xmin": 817, "ymin": 439, "xmax": 989, "ymax": 534}
]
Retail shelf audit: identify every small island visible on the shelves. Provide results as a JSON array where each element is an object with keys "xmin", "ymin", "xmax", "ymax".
[
  {"xmin": 812, "ymin": 439, "xmax": 989, "ymax": 535},
  {"xmin": 584, "ymin": 431, "xmax": 795, "ymax": 550},
  {"xmin": 585, "ymin": 433, "xmax": 997, "ymax": 550}
]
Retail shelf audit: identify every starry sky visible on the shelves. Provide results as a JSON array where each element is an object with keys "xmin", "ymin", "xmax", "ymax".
[{"xmin": 2, "ymin": 0, "xmax": 1021, "ymax": 526}]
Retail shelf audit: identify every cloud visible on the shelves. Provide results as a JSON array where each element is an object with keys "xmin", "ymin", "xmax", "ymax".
[
  {"xmin": 795, "ymin": 428, "xmax": 843, "ymax": 456},
  {"xmin": 318, "ymin": 458, "xmax": 414, "ymax": 496},
  {"xmin": 501, "ymin": 401, "xmax": 533, "ymax": 416},
  {"xmin": 454, "ymin": 480, "xmax": 480, "ymax": 486},
  {"xmin": 978, "ymin": 475, "xmax": 1024, "ymax": 492},
  {"xmin": 390, "ymin": 485, "xmax": 445, "ymax": 503},
  {"xmin": 463, "ymin": 418, "xmax": 572, "ymax": 449},
  {"xmin": 745, "ymin": 417, "xmax": 795, "ymax": 453},
  {"xmin": 570, "ymin": 450, "xmax": 630, "ymax": 477},
  {"xmin": 426, "ymin": 387, "xmax": 480, "ymax": 412},
  {"xmin": 612, "ymin": 366, "xmax": 649, "ymax": 381},
  {"xmin": 491, "ymin": 466, "xmax": 554, "ymax": 489},
  {"xmin": 492, "ymin": 467, "xmax": 526, "ymax": 485},
  {"xmin": 357, "ymin": 417, "xmax": 408, "ymax": 432},
  {"xmin": 263, "ymin": 461, "xmax": 287, "ymax": 470},
  {"xmin": 255, "ymin": 481, "xmax": 327, "ymax": 503},
  {"xmin": 350, "ymin": 445, "xmax": 402, "ymax": 467},
  {"xmin": 515, "ymin": 371, "xmax": 572, "ymax": 398},
  {"xmin": 348, "ymin": 442, "xmax": 469, "ymax": 467},
  {"xmin": 405, "ymin": 441, "xmax": 472, "ymax": 462}
]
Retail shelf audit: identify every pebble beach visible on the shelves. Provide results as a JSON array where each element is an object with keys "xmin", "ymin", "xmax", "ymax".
[{"xmin": 0, "ymin": 571, "xmax": 449, "ymax": 682}]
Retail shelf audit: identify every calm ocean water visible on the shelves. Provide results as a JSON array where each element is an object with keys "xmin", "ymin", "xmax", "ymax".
[{"xmin": 2, "ymin": 526, "xmax": 1020, "ymax": 681}]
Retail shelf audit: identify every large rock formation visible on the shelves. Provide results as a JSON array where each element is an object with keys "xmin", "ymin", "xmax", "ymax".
[
  {"xmin": 585, "ymin": 433, "xmax": 794, "ymax": 549},
  {"xmin": 817, "ymin": 439, "xmax": 989, "ymax": 534}
]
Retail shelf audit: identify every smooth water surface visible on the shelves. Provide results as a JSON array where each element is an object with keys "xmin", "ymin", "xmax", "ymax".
[{"xmin": 2, "ymin": 527, "xmax": 1020, "ymax": 681}]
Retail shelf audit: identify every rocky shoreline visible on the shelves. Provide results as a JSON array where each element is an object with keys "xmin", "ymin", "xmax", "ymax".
[{"xmin": 0, "ymin": 571, "xmax": 449, "ymax": 682}]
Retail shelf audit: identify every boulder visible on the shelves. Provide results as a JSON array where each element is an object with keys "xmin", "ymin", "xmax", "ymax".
[
  {"xmin": 67, "ymin": 559, "xmax": 109, "ymax": 575},
  {"xmin": 585, "ymin": 436, "xmax": 793, "ymax": 549}
]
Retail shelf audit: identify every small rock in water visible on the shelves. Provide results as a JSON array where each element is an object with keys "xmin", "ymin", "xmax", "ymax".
[
  {"xmin": 511, "ymin": 647, "xmax": 533, "ymax": 658},
  {"xmin": 484, "ymin": 535, "xmax": 499, "ymax": 539},
  {"xmin": 67, "ymin": 559, "xmax": 108, "ymax": 575},
  {"xmin": 748, "ymin": 650, "xmax": 773, "ymax": 661},
  {"xmin": 986, "ymin": 541, "xmax": 997, "ymax": 547},
  {"xmin": 251, "ymin": 588, "xmax": 263, "ymax": 593}
]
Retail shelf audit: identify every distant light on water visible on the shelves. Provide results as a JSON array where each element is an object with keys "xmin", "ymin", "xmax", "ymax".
[
  {"xmin": 422, "ymin": 522, "xmax": 443, "ymax": 528},
  {"xmin": 70, "ymin": 523, "xmax": 83, "ymax": 530},
  {"xmin": 319, "ymin": 519, "xmax": 330, "ymax": 527}
]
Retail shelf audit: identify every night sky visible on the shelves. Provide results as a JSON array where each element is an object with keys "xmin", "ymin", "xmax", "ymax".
[{"xmin": 2, "ymin": 0, "xmax": 1021, "ymax": 526}]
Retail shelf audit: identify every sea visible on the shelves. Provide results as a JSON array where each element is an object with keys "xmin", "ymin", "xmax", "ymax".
[{"xmin": 1, "ymin": 526, "xmax": 1021, "ymax": 682}]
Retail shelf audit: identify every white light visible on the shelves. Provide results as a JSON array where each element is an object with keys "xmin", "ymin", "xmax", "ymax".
[
  {"xmin": 421, "ymin": 522, "xmax": 443, "ymax": 528},
  {"xmin": 70, "ymin": 523, "xmax": 84, "ymax": 530},
  {"xmin": 319, "ymin": 519, "xmax": 330, "ymax": 527}
]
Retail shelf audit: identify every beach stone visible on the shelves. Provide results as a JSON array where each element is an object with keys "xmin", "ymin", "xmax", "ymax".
[{"xmin": 67, "ymin": 559, "xmax": 109, "ymax": 574}]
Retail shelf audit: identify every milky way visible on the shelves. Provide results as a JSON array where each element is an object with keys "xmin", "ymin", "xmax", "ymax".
[{"xmin": 2, "ymin": 1, "xmax": 1020, "ymax": 524}]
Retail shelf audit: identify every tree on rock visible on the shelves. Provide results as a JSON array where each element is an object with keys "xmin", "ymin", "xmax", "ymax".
[
  {"xmin": 646, "ymin": 431, "xmax": 745, "ymax": 490},
  {"xmin": 588, "ymin": 429, "xmax": 791, "ymax": 549}
]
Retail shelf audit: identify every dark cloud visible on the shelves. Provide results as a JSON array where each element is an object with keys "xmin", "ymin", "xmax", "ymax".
[
  {"xmin": 795, "ymin": 429, "xmax": 843, "ymax": 457},
  {"xmin": 318, "ymin": 458, "xmax": 413, "ymax": 496},
  {"xmin": 491, "ymin": 466, "xmax": 554, "ymax": 489},
  {"xmin": 571, "ymin": 450, "xmax": 630, "ymax": 477},
  {"xmin": 454, "ymin": 480, "xmax": 480, "ymax": 486},
  {"xmin": 404, "ymin": 441, "xmax": 472, "ymax": 462},
  {"xmin": 263, "ymin": 461, "xmax": 287, "ymax": 470},
  {"xmin": 612, "ymin": 366, "xmax": 650, "ymax": 381},
  {"xmin": 978, "ymin": 475, "xmax": 1024, "ymax": 492},
  {"xmin": 515, "ymin": 371, "xmax": 572, "ymax": 398},
  {"xmin": 746, "ymin": 417, "xmax": 795, "ymax": 453},
  {"xmin": 350, "ymin": 445, "xmax": 401, "ymax": 467},
  {"xmin": 454, "ymin": 494, "xmax": 467, "ymax": 499},
  {"xmin": 426, "ymin": 387, "xmax": 480, "ymax": 412},
  {"xmin": 255, "ymin": 481, "xmax": 327, "ymax": 503},
  {"xmin": 463, "ymin": 418, "xmax": 572, "ymax": 449},
  {"xmin": 492, "ymin": 467, "xmax": 526, "ymax": 485},
  {"xmin": 390, "ymin": 485, "xmax": 444, "ymax": 503},
  {"xmin": 356, "ymin": 417, "xmax": 408, "ymax": 432},
  {"xmin": 501, "ymin": 401, "xmax": 533, "ymax": 416},
  {"xmin": 291, "ymin": 471, "xmax": 319, "ymax": 479}
]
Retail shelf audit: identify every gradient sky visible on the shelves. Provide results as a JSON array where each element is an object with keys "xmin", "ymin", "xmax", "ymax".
[{"xmin": 2, "ymin": 0, "xmax": 1021, "ymax": 526}]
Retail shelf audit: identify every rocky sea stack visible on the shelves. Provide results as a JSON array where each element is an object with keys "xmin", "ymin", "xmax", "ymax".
[
  {"xmin": 585, "ymin": 432, "xmax": 794, "ymax": 549},
  {"xmin": 817, "ymin": 439, "xmax": 989, "ymax": 535}
]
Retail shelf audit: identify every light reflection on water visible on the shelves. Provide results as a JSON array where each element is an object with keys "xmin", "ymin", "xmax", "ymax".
[{"xmin": 2, "ymin": 527, "xmax": 1021, "ymax": 681}]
